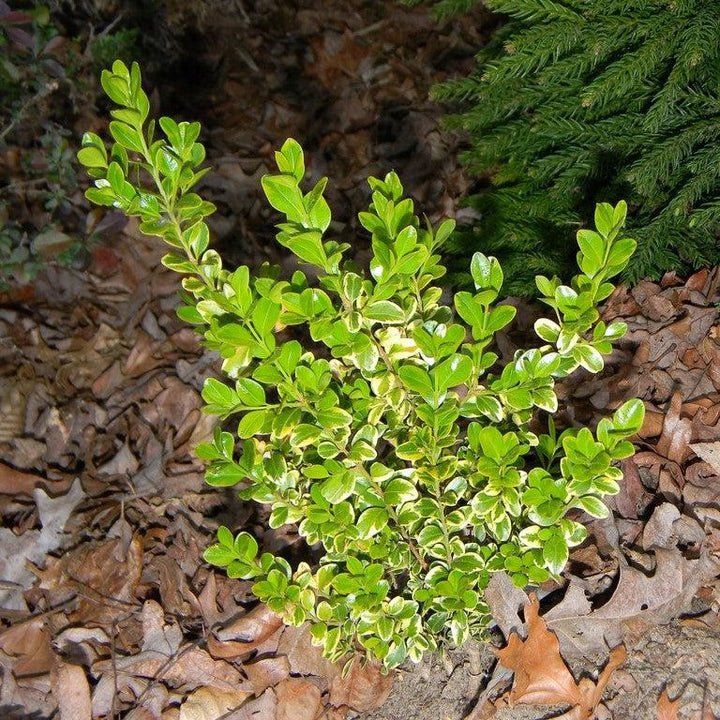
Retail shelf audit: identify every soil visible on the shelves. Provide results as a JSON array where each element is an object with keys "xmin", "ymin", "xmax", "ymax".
[{"xmin": 1, "ymin": 1, "xmax": 720, "ymax": 719}]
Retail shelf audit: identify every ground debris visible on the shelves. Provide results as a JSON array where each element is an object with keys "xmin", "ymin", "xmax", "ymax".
[{"xmin": 2, "ymin": 1, "xmax": 720, "ymax": 718}]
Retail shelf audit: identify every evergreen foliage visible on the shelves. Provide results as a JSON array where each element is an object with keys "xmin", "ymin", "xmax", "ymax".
[
  {"xmin": 81, "ymin": 61, "xmax": 644, "ymax": 670},
  {"xmin": 415, "ymin": 0, "xmax": 720, "ymax": 293}
]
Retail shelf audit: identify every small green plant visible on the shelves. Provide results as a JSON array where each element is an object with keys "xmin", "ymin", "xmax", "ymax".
[{"xmin": 79, "ymin": 61, "xmax": 644, "ymax": 670}]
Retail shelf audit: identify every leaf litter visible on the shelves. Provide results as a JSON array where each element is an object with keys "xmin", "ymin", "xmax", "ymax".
[{"xmin": 1, "ymin": 1, "xmax": 720, "ymax": 719}]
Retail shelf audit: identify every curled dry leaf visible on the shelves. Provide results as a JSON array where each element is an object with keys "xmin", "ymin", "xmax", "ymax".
[
  {"xmin": 215, "ymin": 602, "xmax": 283, "ymax": 643},
  {"xmin": 496, "ymin": 595, "xmax": 626, "ymax": 719},
  {"xmin": 208, "ymin": 601, "xmax": 284, "ymax": 660}
]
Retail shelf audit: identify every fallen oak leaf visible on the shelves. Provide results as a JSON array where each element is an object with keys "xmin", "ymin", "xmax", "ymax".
[
  {"xmin": 544, "ymin": 547, "xmax": 718, "ymax": 660},
  {"xmin": 497, "ymin": 594, "xmax": 583, "ymax": 709},
  {"xmin": 496, "ymin": 594, "xmax": 625, "ymax": 719}
]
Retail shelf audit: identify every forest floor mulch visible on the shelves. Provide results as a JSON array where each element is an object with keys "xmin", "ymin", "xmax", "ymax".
[{"xmin": 1, "ymin": 1, "xmax": 719, "ymax": 719}]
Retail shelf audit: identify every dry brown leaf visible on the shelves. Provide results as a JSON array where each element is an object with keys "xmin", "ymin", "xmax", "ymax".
[
  {"xmin": 485, "ymin": 572, "xmax": 529, "ymax": 640},
  {"xmin": 328, "ymin": 658, "xmax": 394, "ymax": 712},
  {"xmin": 91, "ymin": 672, "xmax": 151, "ymax": 719},
  {"xmin": 143, "ymin": 555, "xmax": 194, "ymax": 616},
  {"xmin": 95, "ymin": 601, "xmax": 249, "ymax": 693},
  {"xmin": 611, "ymin": 458, "xmax": 650, "ymax": 519},
  {"xmin": 577, "ymin": 646, "xmax": 626, "ymax": 714},
  {"xmin": 276, "ymin": 624, "xmax": 338, "ymax": 682},
  {"xmin": 224, "ymin": 686, "xmax": 277, "ymax": 720},
  {"xmin": 0, "ymin": 617, "xmax": 54, "ymax": 678},
  {"xmin": 642, "ymin": 503, "xmax": 681, "ymax": 550},
  {"xmin": 0, "ymin": 478, "xmax": 85, "ymax": 609},
  {"xmin": 51, "ymin": 660, "xmax": 92, "ymax": 720},
  {"xmin": 690, "ymin": 441, "xmax": 720, "ymax": 474},
  {"xmin": 496, "ymin": 595, "xmax": 625, "ymax": 719},
  {"xmin": 275, "ymin": 677, "xmax": 323, "ymax": 720},
  {"xmin": 215, "ymin": 602, "xmax": 283, "ymax": 644},
  {"xmin": 208, "ymin": 602, "xmax": 284, "ymax": 660},
  {"xmin": 244, "ymin": 655, "xmax": 292, "ymax": 696},
  {"xmin": 106, "ymin": 641, "xmax": 248, "ymax": 692},
  {"xmin": 0, "ymin": 651, "xmax": 58, "ymax": 718},
  {"xmin": 656, "ymin": 393, "xmax": 694, "ymax": 464},
  {"xmin": 544, "ymin": 547, "xmax": 718, "ymax": 659},
  {"xmin": 657, "ymin": 688, "xmax": 681, "ymax": 720},
  {"xmin": 125, "ymin": 685, "xmax": 169, "ymax": 720},
  {"xmin": 0, "ymin": 462, "xmax": 45, "ymax": 495},
  {"xmin": 496, "ymin": 595, "xmax": 583, "ymax": 709},
  {"xmin": 179, "ymin": 687, "xmax": 251, "ymax": 720},
  {"xmin": 639, "ymin": 410, "xmax": 665, "ymax": 439},
  {"xmin": 37, "ymin": 534, "xmax": 143, "ymax": 625},
  {"xmin": 195, "ymin": 572, "xmax": 243, "ymax": 637}
]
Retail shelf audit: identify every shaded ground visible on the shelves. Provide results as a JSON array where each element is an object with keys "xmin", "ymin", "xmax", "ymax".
[{"xmin": 1, "ymin": 1, "xmax": 719, "ymax": 719}]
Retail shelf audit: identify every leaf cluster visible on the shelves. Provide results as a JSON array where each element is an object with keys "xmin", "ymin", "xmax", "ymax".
[
  {"xmin": 431, "ymin": 0, "xmax": 720, "ymax": 293},
  {"xmin": 80, "ymin": 61, "xmax": 644, "ymax": 670}
]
